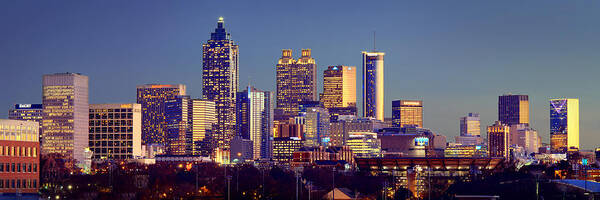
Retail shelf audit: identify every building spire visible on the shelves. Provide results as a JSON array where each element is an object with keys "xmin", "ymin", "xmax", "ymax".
[{"xmin": 211, "ymin": 16, "xmax": 230, "ymax": 40}]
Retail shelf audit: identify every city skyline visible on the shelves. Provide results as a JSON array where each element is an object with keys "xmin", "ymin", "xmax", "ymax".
[{"xmin": 2, "ymin": 1, "xmax": 600, "ymax": 149}]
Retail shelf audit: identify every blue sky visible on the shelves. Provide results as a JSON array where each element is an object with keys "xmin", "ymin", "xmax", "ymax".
[{"xmin": 1, "ymin": 0, "xmax": 599, "ymax": 149}]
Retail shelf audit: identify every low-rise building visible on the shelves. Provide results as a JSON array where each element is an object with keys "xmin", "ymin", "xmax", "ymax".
[{"xmin": 0, "ymin": 119, "xmax": 40, "ymax": 194}]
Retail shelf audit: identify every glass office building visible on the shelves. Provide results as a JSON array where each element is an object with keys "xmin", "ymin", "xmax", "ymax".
[
  {"xmin": 136, "ymin": 84, "xmax": 186, "ymax": 146},
  {"xmin": 550, "ymin": 98, "xmax": 579, "ymax": 153},
  {"xmin": 392, "ymin": 100, "xmax": 423, "ymax": 128},
  {"xmin": 236, "ymin": 86, "xmax": 273, "ymax": 159},
  {"xmin": 202, "ymin": 17, "xmax": 239, "ymax": 151},
  {"xmin": 498, "ymin": 94, "xmax": 529, "ymax": 126},
  {"xmin": 362, "ymin": 51, "xmax": 385, "ymax": 121}
]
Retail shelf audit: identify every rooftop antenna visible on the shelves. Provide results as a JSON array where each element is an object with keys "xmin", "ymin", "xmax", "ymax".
[{"xmin": 373, "ymin": 31, "xmax": 376, "ymax": 51}]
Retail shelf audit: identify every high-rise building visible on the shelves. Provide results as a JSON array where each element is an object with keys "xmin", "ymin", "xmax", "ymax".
[
  {"xmin": 9, "ymin": 104, "xmax": 43, "ymax": 140},
  {"xmin": 202, "ymin": 17, "xmax": 239, "ymax": 152},
  {"xmin": 42, "ymin": 73, "xmax": 89, "ymax": 165},
  {"xmin": 392, "ymin": 100, "xmax": 423, "ymax": 128},
  {"xmin": 362, "ymin": 52, "xmax": 385, "ymax": 121},
  {"xmin": 460, "ymin": 113, "xmax": 480, "ymax": 136},
  {"xmin": 455, "ymin": 113, "xmax": 483, "ymax": 146},
  {"xmin": 88, "ymin": 104, "xmax": 142, "ymax": 160},
  {"xmin": 165, "ymin": 96, "xmax": 192, "ymax": 155},
  {"xmin": 322, "ymin": 65, "xmax": 357, "ymax": 108},
  {"xmin": 550, "ymin": 98, "xmax": 579, "ymax": 153},
  {"xmin": 190, "ymin": 99, "xmax": 216, "ymax": 156},
  {"xmin": 136, "ymin": 84, "xmax": 186, "ymax": 147},
  {"xmin": 237, "ymin": 86, "xmax": 273, "ymax": 160},
  {"xmin": 0, "ymin": 119, "xmax": 40, "ymax": 194},
  {"xmin": 487, "ymin": 121, "xmax": 509, "ymax": 158},
  {"xmin": 498, "ymin": 94, "xmax": 529, "ymax": 126},
  {"xmin": 276, "ymin": 49, "xmax": 317, "ymax": 117},
  {"xmin": 236, "ymin": 90, "xmax": 249, "ymax": 139},
  {"xmin": 297, "ymin": 107, "xmax": 330, "ymax": 147},
  {"xmin": 509, "ymin": 124, "xmax": 540, "ymax": 154}
]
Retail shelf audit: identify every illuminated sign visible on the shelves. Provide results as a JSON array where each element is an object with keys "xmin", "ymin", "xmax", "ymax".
[
  {"xmin": 476, "ymin": 145, "xmax": 482, "ymax": 150},
  {"xmin": 322, "ymin": 137, "xmax": 331, "ymax": 143},
  {"xmin": 18, "ymin": 104, "xmax": 32, "ymax": 108},
  {"xmin": 414, "ymin": 137, "xmax": 429, "ymax": 146},
  {"xmin": 401, "ymin": 101, "xmax": 422, "ymax": 106}
]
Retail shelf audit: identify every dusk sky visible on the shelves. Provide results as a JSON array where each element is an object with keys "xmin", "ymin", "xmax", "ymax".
[{"xmin": 1, "ymin": 0, "xmax": 599, "ymax": 149}]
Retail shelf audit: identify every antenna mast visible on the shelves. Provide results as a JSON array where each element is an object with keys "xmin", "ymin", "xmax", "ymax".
[{"xmin": 373, "ymin": 31, "xmax": 376, "ymax": 51}]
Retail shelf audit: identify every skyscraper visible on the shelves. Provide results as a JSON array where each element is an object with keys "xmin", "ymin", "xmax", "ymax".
[
  {"xmin": 165, "ymin": 95, "xmax": 192, "ymax": 155},
  {"xmin": 236, "ymin": 86, "xmax": 273, "ymax": 160},
  {"xmin": 202, "ymin": 17, "xmax": 239, "ymax": 151},
  {"xmin": 276, "ymin": 49, "xmax": 317, "ymax": 117},
  {"xmin": 550, "ymin": 98, "xmax": 579, "ymax": 153},
  {"xmin": 42, "ymin": 73, "xmax": 89, "ymax": 165},
  {"xmin": 391, "ymin": 100, "xmax": 423, "ymax": 128},
  {"xmin": 136, "ymin": 84, "xmax": 186, "ymax": 147},
  {"xmin": 190, "ymin": 99, "xmax": 216, "ymax": 156},
  {"xmin": 297, "ymin": 107, "xmax": 330, "ymax": 147},
  {"xmin": 498, "ymin": 94, "xmax": 529, "ymax": 126},
  {"xmin": 487, "ymin": 121, "xmax": 509, "ymax": 158},
  {"xmin": 88, "ymin": 104, "xmax": 142, "ymax": 160},
  {"xmin": 362, "ymin": 51, "xmax": 385, "ymax": 121},
  {"xmin": 460, "ymin": 113, "xmax": 480, "ymax": 136},
  {"xmin": 455, "ymin": 113, "xmax": 483, "ymax": 146},
  {"xmin": 322, "ymin": 65, "xmax": 357, "ymax": 109}
]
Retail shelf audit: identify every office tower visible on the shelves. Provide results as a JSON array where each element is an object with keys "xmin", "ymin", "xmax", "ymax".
[
  {"xmin": 346, "ymin": 132, "xmax": 381, "ymax": 158},
  {"xmin": 237, "ymin": 86, "xmax": 273, "ymax": 160},
  {"xmin": 42, "ymin": 73, "xmax": 89, "ymax": 165},
  {"xmin": 487, "ymin": 121, "xmax": 509, "ymax": 158},
  {"xmin": 88, "ymin": 104, "xmax": 142, "ymax": 160},
  {"xmin": 322, "ymin": 65, "xmax": 357, "ymax": 108},
  {"xmin": 276, "ymin": 49, "xmax": 317, "ymax": 117},
  {"xmin": 509, "ymin": 124, "xmax": 540, "ymax": 154},
  {"xmin": 498, "ymin": 94, "xmax": 529, "ymax": 126},
  {"xmin": 362, "ymin": 51, "xmax": 385, "ymax": 121},
  {"xmin": 455, "ymin": 113, "xmax": 483, "ymax": 146},
  {"xmin": 165, "ymin": 96, "xmax": 192, "ymax": 155},
  {"xmin": 271, "ymin": 137, "xmax": 304, "ymax": 164},
  {"xmin": 136, "ymin": 84, "xmax": 185, "ymax": 148},
  {"xmin": 9, "ymin": 104, "xmax": 43, "ymax": 139},
  {"xmin": 297, "ymin": 107, "xmax": 330, "ymax": 147},
  {"xmin": 391, "ymin": 100, "xmax": 423, "ymax": 128},
  {"xmin": 236, "ymin": 90, "xmax": 249, "ymax": 139},
  {"xmin": 460, "ymin": 113, "xmax": 480, "ymax": 136},
  {"xmin": 190, "ymin": 99, "xmax": 216, "ymax": 156},
  {"xmin": 0, "ymin": 119, "xmax": 40, "ymax": 194},
  {"xmin": 329, "ymin": 116, "xmax": 387, "ymax": 147},
  {"xmin": 202, "ymin": 17, "xmax": 239, "ymax": 151},
  {"xmin": 550, "ymin": 98, "xmax": 580, "ymax": 153}
]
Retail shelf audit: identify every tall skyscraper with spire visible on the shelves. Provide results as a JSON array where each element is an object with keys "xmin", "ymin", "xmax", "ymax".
[
  {"xmin": 362, "ymin": 51, "xmax": 385, "ymax": 121},
  {"xmin": 202, "ymin": 17, "xmax": 239, "ymax": 151},
  {"xmin": 276, "ymin": 49, "xmax": 317, "ymax": 117}
]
